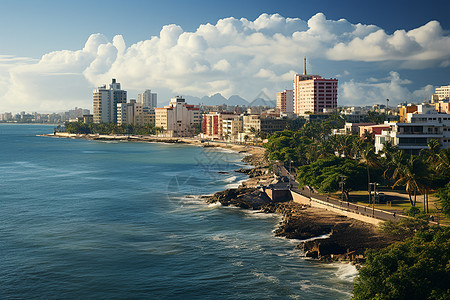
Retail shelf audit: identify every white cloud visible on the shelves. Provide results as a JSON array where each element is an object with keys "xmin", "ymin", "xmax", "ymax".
[
  {"xmin": 340, "ymin": 71, "xmax": 434, "ymax": 106},
  {"xmin": 0, "ymin": 13, "xmax": 449, "ymax": 112}
]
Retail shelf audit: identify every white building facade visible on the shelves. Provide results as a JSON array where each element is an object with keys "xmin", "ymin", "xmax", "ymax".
[{"xmin": 375, "ymin": 111, "xmax": 450, "ymax": 154}]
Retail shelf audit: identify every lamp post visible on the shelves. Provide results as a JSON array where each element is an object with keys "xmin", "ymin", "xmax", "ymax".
[
  {"xmin": 339, "ymin": 175, "xmax": 347, "ymax": 202},
  {"xmin": 369, "ymin": 182, "xmax": 379, "ymax": 217},
  {"xmin": 289, "ymin": 160, "xmax": 293, "ymax": 189}
]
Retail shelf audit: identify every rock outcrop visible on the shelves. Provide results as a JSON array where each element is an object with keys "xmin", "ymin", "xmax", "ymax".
[{"xmin": 205, "ymin": 188, "xmax": 272, "ymax": 210}]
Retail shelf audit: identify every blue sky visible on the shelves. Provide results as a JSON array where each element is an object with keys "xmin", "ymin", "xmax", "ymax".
[{"xmin": 0, "ymin": 0, "xmax": 449, "ymax": 112}]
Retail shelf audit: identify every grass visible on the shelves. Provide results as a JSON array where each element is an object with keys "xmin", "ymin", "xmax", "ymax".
[{"xmin": 329, "ymin": 190, "xmax": 450, "ymax": 225}]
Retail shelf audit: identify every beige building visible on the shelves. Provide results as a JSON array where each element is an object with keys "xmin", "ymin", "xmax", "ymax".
[
  {"xmin": 432, "ymin": 85, "xmax": 450, "ymax": 101},
  {"xmin": 155, "ymin": 96, "xmax": 200, "ymax": 137},
  {"xmin": 276, "ymin": 90, "xmax": 293, "ymax": 113},
  {"xmin": 117, "ymin": 100, "xmax": 143, "ymax": 126},
  {"xmin": 222, "ymin": 116, "xmax": 243, "ymax": 142},
  {"xmin": 243, "ymin": 115, "xmax": 287, "ymax": 133}
]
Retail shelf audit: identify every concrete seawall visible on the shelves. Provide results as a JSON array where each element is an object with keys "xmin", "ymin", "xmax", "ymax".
[{"xmin": 291, "ymin": 190, "xmax": 383, "ymax": 226}]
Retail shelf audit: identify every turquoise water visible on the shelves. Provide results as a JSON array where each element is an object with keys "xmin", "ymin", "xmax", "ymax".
[{"xmin": 0, "ymin": 124, "xmax": 356, "ymax": 299}]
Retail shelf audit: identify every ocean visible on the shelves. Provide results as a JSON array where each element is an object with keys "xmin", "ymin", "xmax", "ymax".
[{"xmin": 0, "ymin": 124, "xmax": 356, "ymax": 299}]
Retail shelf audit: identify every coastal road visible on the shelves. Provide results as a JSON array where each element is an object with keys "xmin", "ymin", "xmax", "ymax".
[{"xmin": 273, "ymin": 163, "xmax": 400, "ymax": 222}]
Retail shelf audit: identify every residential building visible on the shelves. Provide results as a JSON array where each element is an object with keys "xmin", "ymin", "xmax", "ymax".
[
  {"xmin": 432, "ymin": 85, "xmax": 450, "ymax": 101},
  {"xmin": 398, "ymin": 104, "xmax": 417, "ymax": 123},
  {"xmin": 375, "ymin": 111, "xmax": 450, "ymax": 154},
  {"xmin": 293, "ymin": 57, "xmax": 338, "ymax": 115},
  {"xmin": 155, "ymin": 96, "xmax": 200, "ymax": 137},
  {"xmin": 276, "ymin": 90, "xmax": 293, "ymax": 113},
  {"xmin": 117, "ymin": 100, "xmax": 143, "ymax": 126},
  {"xmin": 201, "ymin": 112, "xmax": 237, "ymax": 139},
  {"xmin": 222, "ymin": 116, "xmax": 243, "ymax": 142},
  {"xmin": 138, "ymin": 90, "xmax": 157, "ymax": 109},
  {"xmin": 93, "ymin": 79, "xmax": 127, "ymax": 123},
  {"xmin": 242, "ymin": 115, "xmax": 287, "ymax": 133}
]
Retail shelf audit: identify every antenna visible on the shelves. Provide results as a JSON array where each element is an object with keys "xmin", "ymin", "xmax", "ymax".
[{"xmin": 303, "ymin": 56, "xmax": 307, "ymax": 75}]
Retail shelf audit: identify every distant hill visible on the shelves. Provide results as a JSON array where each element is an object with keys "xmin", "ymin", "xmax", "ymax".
[
  {"xmin": 182, "ymin": 93, "xmax": 275, "ymax": 107},
  {"xmin": 248, "ymin": 98, "xmax": 276, "ymax": 107}
]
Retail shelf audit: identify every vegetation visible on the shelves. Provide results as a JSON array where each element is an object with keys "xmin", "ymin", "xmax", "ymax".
[
  {"xmin": 263, "ymin": 115, "xmax": 450, "ymax": 299},
  {"xmin": 64, "ymin": 122, "xmax": 162, "ymax": 135},
  {"xmin": 352, "ymin": 226, "xmax": 450, "ymax": 300},
  {"xmin": 439, "ymin": 182, "xmax": 450, "ymax": 217},
  {"xmin": 296, "ymin": 156, "xmax": 367, "ymax": 196}
]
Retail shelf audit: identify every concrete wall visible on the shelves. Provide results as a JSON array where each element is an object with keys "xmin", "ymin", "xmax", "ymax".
[
  {"xmin": 265, "ymin": 189, "xmax": 292, "ymax": 202},
  {"xmin": 291, "ymin": 191, "xmax": 382, "ymax": 226}
]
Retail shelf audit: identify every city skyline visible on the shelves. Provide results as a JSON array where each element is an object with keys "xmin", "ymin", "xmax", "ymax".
[{"xmin": 0, "ymin": 0, "xmax": 449, "ymax": 113}]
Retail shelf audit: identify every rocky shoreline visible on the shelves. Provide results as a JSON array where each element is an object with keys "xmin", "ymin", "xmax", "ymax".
[
  {"xmin": 43, "ymin": 132, "xmax": 398, "ymax": 263},
  {"xmin": 205, "ymin": 148, "xmax": 399, "ymax": 264}
]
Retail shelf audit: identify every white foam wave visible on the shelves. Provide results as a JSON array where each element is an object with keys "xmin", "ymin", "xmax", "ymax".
[
  {"xmin": 222, "ymin": 175, "xmax": 237, "ymax": 183},
  {"xmin": 334, "ymin": 263, "xmax": 358, "ymax": 282},
  {"xmin": 225, "ymin": 179, "xmax": 246, "ymax": 189}
]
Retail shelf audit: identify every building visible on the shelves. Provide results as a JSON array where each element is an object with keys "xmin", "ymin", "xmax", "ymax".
[
  {"xmin": 375, "ymin": 111, "xmax": 450, "ymax": 154},
  {"xmin": 276, "ymin": 90, "xmax": 293, "ymax": 113},
  {"xmin": 432, "ymin": 85, "xmax": 450, "ymax": 101},
  {"xmin": 93, "ymin": 79, "xmax": 127, "ymax": 123},
  {"xmin": 398, "ymin": 104, "xmax": 418, "ymax": 123},
  {"xmin": 222, "ymin": 116, "xmax": 243, "ymax": 142},
  {"xmin": 138, "ymin": 90, "xmax": 157, "ymax": 109},
  {"xmin": 293, "ymin": 57, "xmax": 338, "ymax": 115},
  {"xmin": 242, "ymin": 115, "xmax": 287, "ymax": 133},
  {"xmin": 201, "ymin": 112, "xmax": 237, "ymax": 139},
  {"xmin": 117, "ymin": 100, "xmax": 143, "ymax": 126},
  {"xmin": 83, "ymin": 114, "xmax": 94, "ymax": 124},
  {"xmin": 155, "ymin": 96, "xmax": 200, "ymax": 137}
]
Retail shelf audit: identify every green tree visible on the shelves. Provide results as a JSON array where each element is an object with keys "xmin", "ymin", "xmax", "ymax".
[
  {"xmin": 296, "ymin": 156, "xmax": 367, "ymax": 194},
  {"xmin": 352, "ymin": 226, "xmax": 450, "ymax": 300},
  {"xmin": 438, "ymin": 182, "xmax": 450, "ymax": 217}
]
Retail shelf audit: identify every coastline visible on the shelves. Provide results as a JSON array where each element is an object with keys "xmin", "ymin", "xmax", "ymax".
[{"xmin": 41, "ymin": 132, "xmax": 397, "ymax": 263}]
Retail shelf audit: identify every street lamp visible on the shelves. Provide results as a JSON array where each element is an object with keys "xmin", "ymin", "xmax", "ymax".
[
  {"xmin": 369, "ymin": 182, "xmax": 379, "ymax": 217},
  {"xmin": 339, "ymin": 175, "xmax": 347, "ymax": 202}
]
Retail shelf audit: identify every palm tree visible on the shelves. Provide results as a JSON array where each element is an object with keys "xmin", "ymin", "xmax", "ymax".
[
  {"xmin": 392, "ymin": 155, "xmax": 427, "ymax": 207},
  {"xmin": 354, "ymin": 140, "xmax": 379, "ymax": 204}
]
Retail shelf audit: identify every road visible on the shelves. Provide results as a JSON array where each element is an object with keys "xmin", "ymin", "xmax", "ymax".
[{"xmin": 272, "ymin": 162, "xmax": 401, "ymax": 222}]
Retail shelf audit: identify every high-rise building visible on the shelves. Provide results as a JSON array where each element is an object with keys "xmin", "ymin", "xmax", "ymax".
[
  {"xmin": 138, "ymin": 90, "xmax": 158, "ymax": 109},
  {"xmin": 117, "ymin": 100, "xmax": 143, "ymax": 126},
  {"xmin": 293, "ymin": 57, "xmax": 338, "ymax": 115},
  {"xmin": 276, "ymin": 90, "xmax": 293, "ymax": 113},
  {"xmin": 93, "ymin": 79, "xmax": 127, "ymax": 123},
  {"xmin": 155, "ymin": 96, "xmax": 200, "ymax": 137}
]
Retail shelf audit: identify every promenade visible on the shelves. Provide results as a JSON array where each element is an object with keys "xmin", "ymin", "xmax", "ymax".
[{"xmin": 270, "ymin": 163, "xmax": 428, "ymax": 225}]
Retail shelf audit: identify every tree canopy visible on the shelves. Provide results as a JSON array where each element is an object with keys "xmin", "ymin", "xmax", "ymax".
[{"xmin": 352, "ymin": 226, "xmax": 450, "ymax": 300}]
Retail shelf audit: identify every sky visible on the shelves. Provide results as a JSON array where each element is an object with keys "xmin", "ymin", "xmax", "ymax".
[{"xmin": 0, "ymin": 0, "xmax": 449, "ymax": 113}]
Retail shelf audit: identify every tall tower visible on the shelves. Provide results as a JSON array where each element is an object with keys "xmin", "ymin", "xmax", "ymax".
[{"xmin": 93, "ymin": 79, "xmax": 127, "ymax": 124}]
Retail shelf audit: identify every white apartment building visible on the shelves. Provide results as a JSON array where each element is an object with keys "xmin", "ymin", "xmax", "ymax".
[
  {"xmin": 375, "ymin": 111, "xmax": 450, "ymax": 154},
  {"xmin": 432, "ymin": 85, "xmax": 450, "ymax": 101},
  {"xmin": 93, "ymin": 79, "xmax": 127, "ymax": 123},
  {"xmin": 155, "ymin": 96, "xmax": 200, "ymax": 137},
  {"xmin": 138, "ymin": 90, "xmax": 158, "ymax": 109}
]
